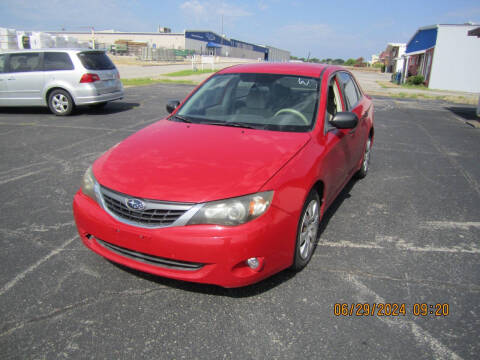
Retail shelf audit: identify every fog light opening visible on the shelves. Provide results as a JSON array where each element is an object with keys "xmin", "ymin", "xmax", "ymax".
[{"xmin": 246, "ymin": 257, "xmax": 259, "ymax": 269}]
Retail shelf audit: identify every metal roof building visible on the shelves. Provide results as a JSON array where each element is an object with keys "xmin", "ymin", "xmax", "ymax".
[
  {"xmin": 46, "ymin": 29, "xmax": 290, "ymax": 62},
  {"xmin": 403, "ymin": 24, "xmax": 480, "ymax": 92}
]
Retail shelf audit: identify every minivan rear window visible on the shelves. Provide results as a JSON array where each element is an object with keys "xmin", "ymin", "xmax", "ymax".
[
  {"xmin": 77, "ymin": 51, "xmax": 115, "ymax": 70},
  {"xmin": 44, "ymin": 52, "xmax": 74, "ymax": 71}
]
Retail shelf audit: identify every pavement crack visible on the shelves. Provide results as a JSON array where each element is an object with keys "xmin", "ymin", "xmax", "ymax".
[
  {"xmin": 309, "ymin": 266, "xmax": 480, "ymax": 292},
  {"xmin": 0, "ymin": 287, "xmax": 171, "ymax": 337}
]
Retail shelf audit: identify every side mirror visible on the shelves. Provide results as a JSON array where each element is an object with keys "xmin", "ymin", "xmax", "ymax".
[
  {"xmin": 329, "ymin": 112, "xmax": 358, "ymax": 129},
  {"xmin": 166, "ymin": 100, "xmax": 180, "ymax": 114}
]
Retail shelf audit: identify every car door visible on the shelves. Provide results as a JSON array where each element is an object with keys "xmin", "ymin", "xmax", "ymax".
[
  {"xmin": 320, "ymin": 74, "xmax": 351, "ymax": 206},
  {"xmin": 337, "ymin": 71, "xmax": 368, "ymax": 175},
  {"xmin": 4, "ymin": 52, "xmax": 44, "ymax": 106},
  {"xmin": 0, "ymin": 53, "xmax": 8, "ymax": 105}
]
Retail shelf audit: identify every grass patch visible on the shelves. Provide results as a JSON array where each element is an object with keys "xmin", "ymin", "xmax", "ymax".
[
  {"xmin": 164, "ymin": 68, "xmax": 216, "ymax": 77},
  {"xmin": 386, "ymin": 91, "xmax": 477, "ymax": 104},
  {"xmin": 121, "ymin": 77, "xmax": 197, "ymax": 87},
  {"xmin": 377, "ymin": 81, "xmax": 427, "ymax": 90},
  {"xmin": 401, "ymin": 83, "xmax": 428, "ymax": 90}
]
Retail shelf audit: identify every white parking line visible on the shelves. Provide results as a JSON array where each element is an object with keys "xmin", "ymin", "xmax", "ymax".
[
  {"xmin": 344, "ymin": 274, "xmax": 463, "ymax": 360},
  {"xmin": 0, "ymin": 235, "xmax": 78, "ymax": 297}
]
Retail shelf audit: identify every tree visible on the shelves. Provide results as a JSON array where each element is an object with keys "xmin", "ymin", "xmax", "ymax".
[{"xmin": 344, "ymin": 58, "xmax": 356, "ymax": 66}]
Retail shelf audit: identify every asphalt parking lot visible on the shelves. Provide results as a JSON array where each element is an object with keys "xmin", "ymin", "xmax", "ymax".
[{"xmin": 1, "ymin": 84, "xmax": 479, "ymax": 359}]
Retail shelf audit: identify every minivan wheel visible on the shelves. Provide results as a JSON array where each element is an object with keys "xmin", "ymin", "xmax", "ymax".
[
  {"xmin": 292, "ymin": 190, "xmax": 320, "ymax": 271},
  {"xmin": 48, "ymin": 89, "xmax": 74, "ymax": 116},
  {"xmin": 356, "ymin": 136, "xmax": 372, "ymax": 179}
]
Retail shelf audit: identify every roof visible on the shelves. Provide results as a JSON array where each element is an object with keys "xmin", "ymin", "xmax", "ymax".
[
  {"xmin": 47, "ymin": 31, "xmax": 184, "ymax": 36},
  {"xmin": 406, "ymin": 23, "xmax": 480, "ymax": 54},
  {"xmin": 0, "ymin": 48, "xmax": 96, "ymax": 53},
  {"xmin": 218, "ymin": 62, "xmax": 334, "ymax": 77},
  {"xmin": 406, "ymin": 27, "xmax": 437, "ymax": 54}
]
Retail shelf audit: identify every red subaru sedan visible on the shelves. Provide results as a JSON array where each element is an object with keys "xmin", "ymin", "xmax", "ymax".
[{"xmin": 73, "ymin": 63, "xmax": 374, "ymax": 288}]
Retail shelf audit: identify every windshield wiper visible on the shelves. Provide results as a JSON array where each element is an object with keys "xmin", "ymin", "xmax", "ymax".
[
  {"xmin": 171, "ymin": 114, "xmax": 193, "ymax": 123},
  {"xmin": 205, "ymin": 121, "xmax": 264, "ymax": 129}
]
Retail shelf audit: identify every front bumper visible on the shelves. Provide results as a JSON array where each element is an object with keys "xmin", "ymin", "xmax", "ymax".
[{"xmin": 73, "ymin": 190, "xmax": 297, "ymax": 288}]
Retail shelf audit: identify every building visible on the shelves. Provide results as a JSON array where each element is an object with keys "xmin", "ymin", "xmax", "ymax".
[
  {"xmin": 403, "ymin": 24, "xmax": 480, "ymax": 92},
  {"xmin": 46, "ymin": 29, "xmax": 290, "ymax": 62},
  {"xmin": 382, "ymin": 43, "xmax": 406, "ymax": 73}
]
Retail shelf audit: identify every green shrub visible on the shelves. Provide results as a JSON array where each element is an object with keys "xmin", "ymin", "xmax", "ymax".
[{"xmin": 406, "ymin": 75, "xmax": 425, "ymax": 85}]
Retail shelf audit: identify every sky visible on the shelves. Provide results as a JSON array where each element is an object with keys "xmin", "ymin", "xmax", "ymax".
[{"xmin": 1, "ymin": 0, "xmax": 479, "ymax": 60}]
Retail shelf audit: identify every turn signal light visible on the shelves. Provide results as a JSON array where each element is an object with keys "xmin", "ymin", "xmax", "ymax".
[{"xmin": 80, "ymin": 73, "xmax": 100, "ymax": 83}]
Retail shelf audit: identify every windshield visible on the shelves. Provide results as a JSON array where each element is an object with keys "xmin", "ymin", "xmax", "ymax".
[
  {"xmin": 77, "ymin": 51, "xmax": 115, "ymax": 70},
  {"xmin": 175, "ymin": 73, "xmax": 320, "ymax": 132}
]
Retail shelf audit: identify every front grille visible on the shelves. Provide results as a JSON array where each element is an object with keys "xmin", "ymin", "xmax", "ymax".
[
  {"xmin": 96, "ymin": 238, "xmax": 204, "ymax": 271},
  {"xmin": 99, "ymin": 187, "xmax": 192, "ymax": 228}
]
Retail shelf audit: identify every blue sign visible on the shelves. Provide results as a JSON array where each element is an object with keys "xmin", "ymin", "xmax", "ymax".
[{"xmin": 185, "ymin": 31, "xmax": 267, "ymax": 54}]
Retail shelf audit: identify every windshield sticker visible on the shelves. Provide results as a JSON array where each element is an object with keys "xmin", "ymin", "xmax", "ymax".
[{"xmin": 298, "ymin": 78, "xmax": 310, "ymax": 86}]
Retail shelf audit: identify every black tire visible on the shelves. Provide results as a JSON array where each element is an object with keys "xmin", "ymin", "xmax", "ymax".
[
  {"xmin": 88, "ymin": 102, "xmax": 108, "ymax": 109},
  {"xmin": 48, "ymin": 89, "xmax": 74, "ymax": 116},
  {"xmin": 355, "ymin": 136, "xmax": 372, "ymax": 179},
  {"xmin": 292, "ymin": 190, "xmax": 320, "ymax": 271}
]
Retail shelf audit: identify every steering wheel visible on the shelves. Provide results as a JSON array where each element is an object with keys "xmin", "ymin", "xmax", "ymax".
[{"xmin": 273, "ymin": 108, "xmax": 309, "ymax": 125}]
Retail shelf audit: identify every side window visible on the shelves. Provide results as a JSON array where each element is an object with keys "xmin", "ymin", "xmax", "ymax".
[
  {"xmin": 8, "ymin": 53, "xmax": 42, "ymax": 73},
  {"xmin": 0, "ymin": 54, "xmax": 6, "ymax": 73},
  {"xmin": 338, "ymin": 72, "xmax": 359, "ymax": 110},
  {"xmin": 324, "ymin": 76, "xmax": 343, "ymax": 132},
  {"xmin": 44, "ymin": 52, "xmax": 74, "ymax": 71}
]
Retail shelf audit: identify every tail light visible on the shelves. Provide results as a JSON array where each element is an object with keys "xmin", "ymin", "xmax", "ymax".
[{"xmin": 80, "ymin": 73, "xmax": 100, "ymax": 83}]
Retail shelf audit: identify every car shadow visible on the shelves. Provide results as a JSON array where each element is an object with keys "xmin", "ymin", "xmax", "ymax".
[
  {"xmin": 109, "ymin": 177, "xmax": 358, "ymax": 298},
  {"xmin": 446, "ymin": 106, "xmax": 478, "ymax": 121},
  {"xmin": 0, "ymin": 101, "xmax": 140, "ymax": 116},
  {"xmin": 78, "ymin": 102, "xmax": 140, "ymax": 116}
]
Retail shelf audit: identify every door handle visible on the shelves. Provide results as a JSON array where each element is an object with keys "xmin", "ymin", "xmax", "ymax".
[{"xmin": 7, "ymin": 78, "xmax": 15, "ymax": 81}]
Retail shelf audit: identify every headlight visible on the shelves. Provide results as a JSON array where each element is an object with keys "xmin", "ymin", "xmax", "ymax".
[
  {"xmin": 81, "ymin": 166, "xmax": 97, "ymax": 202},
  {"xmin": 187, "ymin": 191, "xmax": 274, "ymax": 226}
]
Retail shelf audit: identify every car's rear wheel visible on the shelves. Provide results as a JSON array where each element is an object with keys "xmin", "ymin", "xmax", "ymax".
[
  {"xmin": 48, "ymin": 89, "xmax": 74, "ymax": 116},
  {"xmin": 356, "ymin": 136, "xmax": 372, "ymax": 179},
  {"xmin": 292, "ymin": 190, "xmax": 320, "ymax": 270}
]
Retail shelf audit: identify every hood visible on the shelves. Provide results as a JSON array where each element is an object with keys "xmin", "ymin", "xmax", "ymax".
[{"xmin": 93, "ymin": 119, "xmax": 310, "ymax": 203}]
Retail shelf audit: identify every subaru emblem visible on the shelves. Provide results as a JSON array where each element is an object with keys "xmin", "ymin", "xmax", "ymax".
[{"xmin": 126, "ymin": 198, "xmax": 145, "ymax": 210}]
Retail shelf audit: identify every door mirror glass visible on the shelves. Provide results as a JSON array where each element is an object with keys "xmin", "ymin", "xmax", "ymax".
[
  {"xmin": 329, "ymin": 112, "xmax": 358, "ymax": 129},
  {"xmin": 166, "ymin": 100, "xmax": 180, "ymax": 114}
]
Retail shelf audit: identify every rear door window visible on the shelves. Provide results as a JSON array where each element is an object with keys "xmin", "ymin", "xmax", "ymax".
[
  {"xmin": 77, "ymin": 51, "xmax": 115, "ymax": 70},
  {"xmin": 338, "ymin": 72, "xmax": 360, "ymax": 110},
  {"xmin": 44, "ymin": 52, "xmax": 74, "ymax": 71},
  {"xmin": 8, "ymin": 53, "xmax": 42, "ymax": 73},
  {"xmin": 0, "ymin": 54, "xmax": 6, "ymax": 73}
]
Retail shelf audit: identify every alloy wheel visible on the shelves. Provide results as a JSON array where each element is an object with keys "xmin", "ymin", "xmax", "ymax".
[{"xmin": 298, "ymin": 199, "xmax": 319, "ymax": 260}]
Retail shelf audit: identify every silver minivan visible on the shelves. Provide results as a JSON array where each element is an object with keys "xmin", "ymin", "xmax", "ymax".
[{"xmin": 0, "ymin": 49, "xmax": 123, "ymax": 115}]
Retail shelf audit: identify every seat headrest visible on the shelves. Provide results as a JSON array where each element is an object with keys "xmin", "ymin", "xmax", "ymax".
[{"xmin": 246, "ymin": 87, "xmax": 267, "ymax": 109}]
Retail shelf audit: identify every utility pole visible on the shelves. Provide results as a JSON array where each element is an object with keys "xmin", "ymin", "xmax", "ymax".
[{"xmin": 91, "ymin": 27, "xmax": 95, "ymax": 49}]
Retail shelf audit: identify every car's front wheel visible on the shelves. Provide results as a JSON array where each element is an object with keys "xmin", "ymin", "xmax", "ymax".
[
  {"xmin": 48, "ymin": 89, "xmax": 74, "ymax": 116},
  {"xmin": 292, "ymin": 190, "xmax": 320, "ymax": 270}
]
